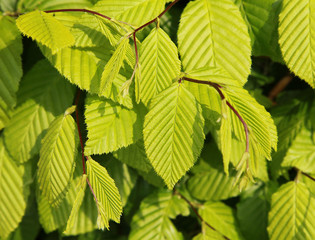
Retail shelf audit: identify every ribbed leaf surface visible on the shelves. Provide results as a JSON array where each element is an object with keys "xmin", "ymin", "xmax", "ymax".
[
  {"xmin": 130, "ymin": 190, "xmax": 189, "ymax": 240},
  {"xmin": 16, "ymin": 11, "xmax": 75, "ymax": 53},
  {"xmin": 38, "ymin": 108, "xmax": 79, "ymax": 206},
  {"xmin": 199, "ymin": 202, "xmax": 244, "ymax": 240},
  {"xmin": 92, "ymin": 0, "xmax": 167, "ymax": 27},
  {"xmin": 268, "ymin": 181, "xmax": 315, "ymax": 240},
  {"xmin": 4, "ymin": 60, "xmax": 75, "ymax": 163},
  {"xmin": 0, "ymin": 16, "xmax": 23, "ymax": 130},
  {"xmin": 178, "ymin": 0, "xmax": 251, "ymax": 85},
  {"xmin": 140, "ymin": 27, "xmax": 181, "ymax": 105},
  {"xmin": 143, "ymin": 83, "xmax": 205, "ymax": 189},
  {"xmin": 85, "ymin": 94, "xmax": 143, "ymax": 155},
  {"xmin": 278, "ymin": 0, "xmax": 315, "ymax": 88},
  {"xmin": 40, "ymin": 45, "xmax": 133, "ymax": 108},
  {"xmin": 0, "ymin": 138, "xmax": 26, "ymax": 239},
  {"xmin": 86, "ymin": 158, "xmax": 122, "ymax": 230},
  {"xmin": 282, "ymin": 127, "xmax": 315, "ymax": 174},
  {"xmin": 100, "ymin": 37, "xmax": 129, "ymax": 94},
  {"xmin": 105, "ymin": 158, "xmax": 137, "ymax": 207}
]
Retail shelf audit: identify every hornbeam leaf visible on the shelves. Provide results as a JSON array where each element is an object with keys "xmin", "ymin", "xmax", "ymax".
[
  {"xmin": 220, "ymin": 102, "xmax": 232, "ymax": 174},
  {"xmin": 199, "ymin": 202, "xmax": 244, "ymax": 240},
  {"xmin": 99, "ymin": 37, "xmax": 129, "ymax": 94},
  {"xmin": 0, "ymin": 16, "xmax": 23, "ymax": 130},
  {"xmin": 4, "ymin": 60, "xmax": 75, "ymax": 163},
  {"xmin": 16, "ymin": 11, "xmax": 75, "ymax": 53},
  {"xmin": 129, "ymin": 190, "xmax": 189, "ymax": 240},
  {"xmin": 86, "ymin": 158, "xmax": 122, "ymax": 230},
  {"xmin": 279, "ymin": 0, "xmax": 315, "ymax": 88},
  {"xmin": 37, "ymin": 107, "xmax": 79, "ymax": 206},
  {"xmin": 140, "ymin": 27, "xmax": 181, "ymax": 105},
  {"xmin": 282, "ymin": 127, "xmax": 315, "ymax": 174},
  {"xmin": 143, "ymin": 83, "xmax": 205, "ymax": 189},
  {"xmin": 0, "ymin": 138, "xmax": 26, "ymax": 239},
  {"xmin": 85, "ymin": 94, "xmax": 144, "ymax": 155},
  {"xmin": 268, "ymin": 181, "xmax": 315, "ymax": 240},
  {"xmin": 64, "ymin": 174, "xmax": 87, "ymax": 234},
  {"xmin": 92, "ymin": 0, "xmax": 167, "ymax": 27},
  {"xmin": 178, "ymin": 0, "xmax": 251, "ymax": 85},
  {"xmin": 40, "ymin": 45, "xmax": 133, "ymax": 109}
]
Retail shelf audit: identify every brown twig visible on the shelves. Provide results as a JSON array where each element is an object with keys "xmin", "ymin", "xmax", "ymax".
[
  {"xmin": 174, "ymin": 190, "xmax": 230, "ymax": 240},
  {"xmin": 268, "ymin": 74, "xmax": 293, "ymax": 104}
]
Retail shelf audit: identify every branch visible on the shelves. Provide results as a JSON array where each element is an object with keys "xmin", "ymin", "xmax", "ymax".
[
  {"xmin": 174, "ymin": 190, "xmax": 230, "ymax": 240},
  {"xmin": 301, "ymin": 171, "xmax": 315, "ymax": 182},
  {"xmin": 181, "ymin": 77, "xmax": 249, "ymax": 153}
]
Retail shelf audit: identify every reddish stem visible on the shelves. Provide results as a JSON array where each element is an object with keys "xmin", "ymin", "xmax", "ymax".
[
  {"xmin": 182, "ymin": 77, "xmax": 250, "ymax": 153},
  {"xmin": 133, "ymin": 32, "xmax": 139, "ymax": 64},
  {"xmin": 75, "ymin": 89, "xmax": 86, "ymax": 174},
  {"xmin": 133, "ymin": 0, "xmax": 180, "ymax": 33},
  {"xmin": 45, "ymin": 8, "xmax": 111, "ymax": 20},
  {"xmin": 174, "ymin": 190, "xmax": 230, "ymax": 240}
]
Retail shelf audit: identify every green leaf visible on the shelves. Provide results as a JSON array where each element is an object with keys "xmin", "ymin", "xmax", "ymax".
[
  {"xmin": 86, "ymin": 158, "xmax": 122, "ymax": 230},
  {"xmin": 178, "ymin": 0, "xmax": 251, "ymax": 85},
  {"xmin": 113, "ymin": 138, "xmax": 152, "ymax": 173},
  {"xmin": 224, "ymin": 85, "xmax": 278, "ymax": 161},
  {"xmin": 193, "ymin": 222, "xmax": 226, "ymax": 240},
  {"xmin": 220, "ymin": 102, "xmax": 232, "ymax": 174},
  {"xmin": 129, "ymin": 190, "xmax": 189, "ymax": 240},
  {"xmin": 92, "ymin": 0, "xmax": 167, "ymax": 27},
  {"xmin": 236, "ymin": 0, "xmax": 283, "ymax": 62},
  {"xmin": 187, "ymin": 143, "xmax": 241, "ymax": 201},
  {"xmin": 278, "ymin": 0, "xmax": 315, "ymax": 88},
  {"xmin": 0, "ymin": 138, "xmax": 27, "ymax": 239},
  {"xmin": 20, "ymin": 0, "xmax": 92, "ymax": 11},
  {"xmin": 84, "ymin": 94, "xmax": 144, "ymax": 155},
  {"xmin": 16, "ymin": 11, "xmax": 75, "ymax": 54},
  {"xmin": 37, "ymin": 107, "xmax": 79, "ymax": 206},
  {"xmin": 40, "ymin": 44, "xmax": 133, "ymax": 109},
  {"xmin": 3, "ymin": 60, "xmax": 75, "ymax": 163},
  {"xmin": 64, "ymin": 174, "xmax": 87, "ymax": 234},
  {"xmin": 282, "ymin": 127, "xmax": 315, "ymax": 174},
  {"xmin": 143, "ymin": 83, "xmax": 205, "ymax": 189},
  {"xmin": 267, "ymin": 181, "xmax": 315, "ymax": 240},
  {"xmin": 104, "ymin": 158, "xmax": 138, "ymax": 207},
  {"xmin": 199, "ymin": 202, "xmax": 244, "ymax": 240},
  {"xmin": 237, "ymin": 188, "xmax": 269, "ymax": 240},
  {"xmin": 99, "ymin": 37, "xmax": 129, "ymax": 95},
  {"xmin": 0, "ymin": 16, "xmax": 23, "ymax": 130},
  {"xmin": 139, "ymin": 27, "xmax": 181, "ymax": 105}
]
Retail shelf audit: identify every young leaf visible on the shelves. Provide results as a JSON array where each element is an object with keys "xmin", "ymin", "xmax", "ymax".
[
  {"xmin": 220, "ymin": 100, "xmax": 232, "ymax": 174},
  {"xmin": 268, "ymin": 181, "xmax": 315, "ymax": 240},
  {"xmin": 99, "ymin": 37, "xmax": 129, "ymax": 94},
  {"xmin": 129, "ymin": 190, "xmax": 189, "ymax": 240},
  {"xmin": 84, "ymin": 94, "xmax": 143, "ymax": 155},
  {"xmin": 278, "ymin": 0, "xmax": 315, "ymax": 88},
  {"xmin": 64, "ymin": 174, "xmax": 87, "ymax": 234},
  {"xmin": 143, "ymin": 83, "xmax": 205, "ymax": 189},
  {"xmin": 140, "ymin": 27, "xmax": 181, "ymax": 105},
  {"xmin": 16, "ymin": 11, "xmax": 75, "ymax": 53},
  {"xmin": 37, "ymin": 107, "xmax": 79, "ymax": 206},
  {"xmin": 178, "ymin": 0, "xmax": 251, "ymax": 85},
  {"xmin": 0, "ymin": 138, "xmax": 26, "ymax": 239},
  {"xmin": 199, "ymin": 202, "xmax": 244, "ymax": 240},
  {"xmin": 3, "ymin": 60, "xmax": 75, "ymax": 163},
  {"xmin": 86, "ymin": 157, "xmax": 123, "ymax": 230},
  {"xmin": 92, "ymin": 0, "xmax": 167, "ymax": 27},
  {"xmin": 0, "ymin": 16, "xmax": 23, "ymax": 130}
]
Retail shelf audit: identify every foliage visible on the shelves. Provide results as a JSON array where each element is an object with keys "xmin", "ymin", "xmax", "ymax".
[{"xmin": 0, "ymin": 0, "xmax": 315, "ymax": 239}]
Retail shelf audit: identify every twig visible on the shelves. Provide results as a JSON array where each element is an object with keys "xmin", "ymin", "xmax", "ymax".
[
  {"xmin": 181, "ymin": 77, "xmax": 249, "ymax": 153},
  {"xmin": 301, "ymin": 172, "xmax": 315, "ymax": 182},
  {"xmin": 174, "ymin": 190, "xmax": 230, "ymax": 240},
  {"xmin": 268, "ymin": 74, "xmax": 293, "ymax": 104},
  {"xmin": 45, "ymin": 8, "xmax": 111, "ymax": 20}
]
